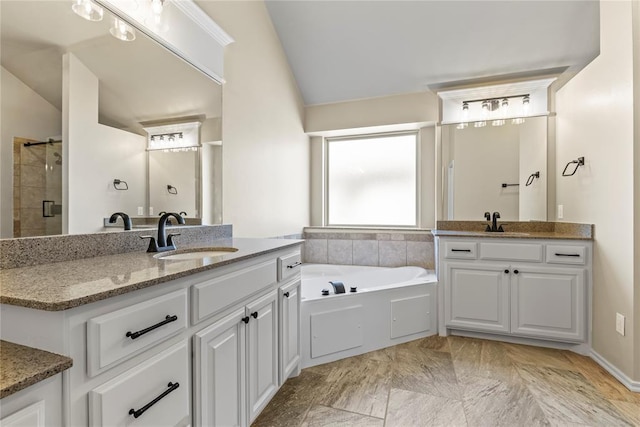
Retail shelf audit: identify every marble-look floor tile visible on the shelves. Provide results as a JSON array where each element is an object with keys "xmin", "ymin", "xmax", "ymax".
[
  {"xmin": 461, "ymin": 375, "xmax": 549, "ymax": 426},
  {"xmin": 503, "ymin": 342, "xmax": 575, "ymax": 370},
  {"xmin": 385, "ymin": 388, "xmax": 467, "ymax": 427},
  {"xmin": 317, "ymin": 358, "xmax": 391, "ymax": 418},
  {"xmin": 609, "ymin": 400, "xmax": 640, "ymax": 426},
  {"xmin": 564, "ymin": 352, "xmax": 640, "ymax": 404},
  {"xmin": 301, "ymin": 405, "xmax": 384, "ymax": 427},
  {"xmin": 516, "ymin": 364, "xmax": 634, "ymax": 426},
  {"xmin": 252, "ymin": 371, "xmax": 328, "ymax": 427},
  {"xmin": 392, "ymin": 343, "xmax": 461, "ymax": 400}
]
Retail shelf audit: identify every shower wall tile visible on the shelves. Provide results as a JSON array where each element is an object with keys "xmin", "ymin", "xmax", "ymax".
[
  {"xmin": 327, "ymin": 240, "xmax": 353, "ymax": 265},
  {"xmin": 21, "ymin": 186, "xmax": 45, "ymax": 209},
  {"xmin": 21, "ymin": 146, "xmax": 46, "ymax": 166},
  {"xmin": 407, "ymin": 242, "xmax": 434, "ymax": 270},
  {"xmin": 20, "ymin": 165, "xmax": 46, "ymax": 188},
  {"xmin": 353, "ymin": 240, "xmax": 379, "ymax": 266},
  {"xmin": 379, "ymin": 241, "xmax": 407, "ymax": 267},
  {"xmin": 304, "ymin": 239, "xmax": 328, "ymax": 264}
]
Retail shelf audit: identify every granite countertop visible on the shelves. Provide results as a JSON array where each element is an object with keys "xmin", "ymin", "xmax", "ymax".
[
  {"xmin": 0, "ymin": 238, "xmax": 303, "ymax": 311},
  {"xmin": 0, "ymin": 340, "xmax": 73, "ymax": 399},
  {"xmin": 431, "ymin": 221, "xmax": 593, "ymax": 241}
]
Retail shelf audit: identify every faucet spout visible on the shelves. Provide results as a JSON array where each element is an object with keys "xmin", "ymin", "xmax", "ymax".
[
  {"xmin": 157, "ymin": 212, "xmax": 185, "ymax": 249},
  {"xmin": 108, "ymin": 212, "xmax": 132, "ymax": 231},
  {"xmin": 492, "ymin": 212, "xmax": 502, "ymax": 232}
]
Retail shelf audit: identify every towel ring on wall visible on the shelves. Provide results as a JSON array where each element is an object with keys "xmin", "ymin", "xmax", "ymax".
[
  {"xmin": 525, "ymin": 171, "xmax": 540, "ymax": 186},
  {"xmin": 167, "ymin": 185, "xmax": 178, "ymax": 195},
  {"xmin": 113, "ymin": 179, "xmax": 129, "ymax": 190},
  {"xmin": 562, "ymin": 157, "xmax": 585, "ymax": 177}
]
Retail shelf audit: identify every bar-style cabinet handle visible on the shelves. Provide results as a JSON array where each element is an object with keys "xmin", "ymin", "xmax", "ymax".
[
  {"xmin": 129, "ymin": 382, "xmax": 179, "ymax": 418},
  {"xmin": 126, "ymin": 315, "xmax": 178, "ymax": 340}
]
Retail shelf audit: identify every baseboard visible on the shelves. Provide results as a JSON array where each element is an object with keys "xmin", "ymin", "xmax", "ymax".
[{"xmin": 590, "ymin": 350, "xmax": 640, "ymax": 392}]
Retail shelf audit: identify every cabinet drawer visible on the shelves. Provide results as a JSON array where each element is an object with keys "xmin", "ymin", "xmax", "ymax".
[
  {"xmin": 89, "ymin": 341, "xmax": 190, "ymax": 427},
  {"xmin": 480, "ymin": 242, "xmax": 543, "ymax": 262},
  {"xmin": 192, "ymin": 259, "xmax": 277, "ymax": 324},
  {"xmin": 443, "ymin": 241, "xmax": 477, "ymax": 259},
  {"xmin": 546, "ymin": 245, "xmax": 587, "ymax": 265},
  {"xmin": 278, "ymin": 252, "xmax": 301, "ymax": 282},
  {"xmin": 87, "ymin": 289, "xmax": 187, "ymax": 376}
]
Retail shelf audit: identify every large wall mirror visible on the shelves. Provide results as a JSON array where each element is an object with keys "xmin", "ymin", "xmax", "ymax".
[
  {"xmin": 1, "ymin": 0, "xmax": 223, "ymax": 237},
  {"xmin": 441, "ymin": 116, "xmax": 548, "ymax": 222}
]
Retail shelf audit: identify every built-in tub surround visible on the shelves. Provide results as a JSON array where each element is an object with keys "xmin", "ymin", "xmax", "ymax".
[
  {"xmin": 303, "ymin": 228, "xmax": 435, "ymax": 269},
  {"xmin": 0, "ymin": 224, "xmax": 232, "ymax": 269},
  {"xmin": 300, "ymin": 264, "xmax": 437, "ymax": 368}
]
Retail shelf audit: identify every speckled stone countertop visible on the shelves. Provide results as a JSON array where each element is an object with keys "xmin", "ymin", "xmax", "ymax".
[
  {"xmin": 0, "ymin": 238, "xmax": 303, "ymax": 311},
  {"xmin": 432, "ymin": 221, "xmax": 593, "ymax": 240},
  {"xmin": 0, "ymin": 340, "xmax": 72, "ymax": 398}
]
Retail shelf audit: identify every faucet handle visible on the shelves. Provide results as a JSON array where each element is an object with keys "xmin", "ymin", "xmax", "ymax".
[
  {"xmin": 484, "ymin": 211, "xmax": 491, "ymax": 221},
  {"xmin": 140, "ymin": 235, "xmax": 159, "ymax": 252}
]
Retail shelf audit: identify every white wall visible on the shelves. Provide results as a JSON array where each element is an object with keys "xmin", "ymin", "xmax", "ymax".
[
  {"xmin": 556, "ymin": 1, "xmax": 636, "ymax": 380},
  {"xmin": 0, "ymin": 67, "xmax": 62, "ymax": 237},
  {"xmin": 64, "ymin": 54, "xmax": 146, "ymax": 234},
  {"xmin": 198, "ymin": 1, "xmax": 310, "ymax": 238},
  {"xmin": 149, "ymin": 150, "xmax": 198, "ymax": 217},
  {"xmin": 451, "ymin": 124, "xmax": 520, "ymax": 221}
]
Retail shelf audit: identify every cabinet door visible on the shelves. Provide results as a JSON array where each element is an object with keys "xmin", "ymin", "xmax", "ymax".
[
  {"xmin": 194, "ymin": 308, "xmax": 246, "ymax": 427},
  {"xmin": 1, "ymin": 401, "xmax": 45, "ymax": 427},
  {"xmin": 279, "ymin": 278, "xmax": 301, "ymax": 385},
  {"xmin": 246, "ymin": 290, "xmax": 278, "ymax": 424},
  {"xmin": 444, "ymin": 262, "xmax": 510, "ymax": 333},
  {"xmin": 511, "ymin": 265, "xmax": 586, "ymax": 342}
]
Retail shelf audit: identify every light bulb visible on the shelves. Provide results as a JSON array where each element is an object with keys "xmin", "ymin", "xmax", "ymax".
[
  {"xmin": 72, "ymin": 0, "xmax": 103, "ymax": 21},
  {"xmin": 151, "ymin": 0, "xmax": 164, "ymax": 15},
  {"xmin": 481, "ymin": 101, "xmax": 490, "ymax": 119},
  {"xmin": 461, "ymin": 102, "xmax": 469, "ymax": 121},
  {"xmin": 110, "ymin": 18, "xmax": 136, "ymax": 41}
]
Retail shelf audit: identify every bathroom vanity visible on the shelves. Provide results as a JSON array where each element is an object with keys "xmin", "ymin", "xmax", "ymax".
[
  {"xmin": 433, "ymin": 222, "xmax": 593, "ymax": 353},
  {"xmin": 0, "ymin": 236, "xmax": 302, "ymax": 427}
]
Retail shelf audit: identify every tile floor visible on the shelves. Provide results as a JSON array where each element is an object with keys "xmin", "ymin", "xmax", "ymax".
[{"xmin": 253, "ymin": 335, "xmax": 640, "ymax": 426}]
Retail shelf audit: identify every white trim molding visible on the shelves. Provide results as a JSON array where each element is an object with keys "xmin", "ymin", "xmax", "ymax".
[
  {"xmin": 590, "ymin": 350, "xmax": 640, "ymax": 393},
  {"xmin": 172, "ymin": 0, "xmax": 235, "ymax": 46}
]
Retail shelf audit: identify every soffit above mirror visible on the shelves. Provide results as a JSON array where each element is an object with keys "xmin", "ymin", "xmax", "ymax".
[{"xmin": 438, "ymin": 78, "xmax": 556, "ymax": 125}]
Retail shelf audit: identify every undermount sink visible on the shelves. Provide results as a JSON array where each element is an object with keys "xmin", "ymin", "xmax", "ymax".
[
  {"xmin": 154, "ymin": 247, "xmax": 239, "ymax": 261},
  {"xmin": 497, "ymin": 232, "xmax": 530, "ymax": 236}
]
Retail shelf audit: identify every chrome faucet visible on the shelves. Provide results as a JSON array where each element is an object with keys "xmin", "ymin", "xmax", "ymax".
[
  {"xmin": 141, "ymin": 212, "xmax": 185, "ymax": 252},
  {"xmin": 108, "ymin": 212, "xmax": 132, "ymax": 231},
  {"xmin": 484, "ymin": 211, "xmax": 504, "ymax": 232}
]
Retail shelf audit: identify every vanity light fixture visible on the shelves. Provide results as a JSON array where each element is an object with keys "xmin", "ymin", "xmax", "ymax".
[
  {"xmin": 110, "ymin": 18, "xmax": 136, "ymax": 41},
  {"xmin": 71, "ymin": 0, "xmax": 103, "ymax": 21},
  {"xmin": 144, "ymin": 122, "xmax": 201, "ymax": 152},
  {"xmin": 458, "ymin": 94, "xmax": 530, "ymax": 129}
]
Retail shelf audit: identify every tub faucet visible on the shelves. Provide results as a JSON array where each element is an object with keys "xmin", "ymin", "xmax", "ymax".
[
  {"xmin": 141, "ymin": 212, "xmax": 185, "ymax": 252},
  {"xmin": 484, "ymin": 211, "xmax": 503, "ymax": 232},
  {"xmin": 108, "ymin": 212, "xmax": 132, "ymax": 231}
]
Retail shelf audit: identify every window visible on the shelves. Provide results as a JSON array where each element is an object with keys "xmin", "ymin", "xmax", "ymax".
[{"xmin": 325, "ymin": 132, "xmax": 418, "ymax": 227}]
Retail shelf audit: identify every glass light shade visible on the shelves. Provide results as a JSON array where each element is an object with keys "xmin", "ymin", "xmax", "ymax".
[
  {"xmin": 492, "ymin": 119, "xmax": 505, "ymax": 127},
  {"xmin": 522, "ymin": 96, "xmax": 531, "ymax": 115},
  {"xmin": 110, "ymin": 18, "xmax": 136, "ymax": 41},
  {"xmin": 72, "ymin": 0, "xmax": 103, "ymax": 21},
  {"xmin": 474, "ymin": 121, "xmax": 487, "ymax": 128},
  {"xmin": 456, "ymin": 122, "xmax": 468, "ymax": 130},
  {"xmin": 512, "ymin": 117, "xmax": 526, "ymax": 125}
]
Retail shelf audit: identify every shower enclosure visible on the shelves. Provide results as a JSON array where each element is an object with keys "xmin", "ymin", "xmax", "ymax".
[{"xmin": 13, "ymin": 137, "xmax": 63, "ymax": 237}]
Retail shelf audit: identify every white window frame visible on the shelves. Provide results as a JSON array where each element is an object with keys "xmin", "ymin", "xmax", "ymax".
[{"xmin": 323, "ymin": 131, "xmax": 421, "ymax": 228}]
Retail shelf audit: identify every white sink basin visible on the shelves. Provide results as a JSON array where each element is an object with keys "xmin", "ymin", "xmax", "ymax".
[{"xmin": 155, "ymin": 247, "xmax": 238, "ymax": 261}]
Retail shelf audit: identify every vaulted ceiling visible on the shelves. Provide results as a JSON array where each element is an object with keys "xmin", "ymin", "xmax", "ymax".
[{"xmin": 265, "ymin": 1, "xmax": 600, "ymax": 106}]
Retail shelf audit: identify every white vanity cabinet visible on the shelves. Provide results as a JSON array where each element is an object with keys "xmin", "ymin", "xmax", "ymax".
[
  {"xmin": 438, "ymin": 237, "xmax": 591, "ymax": 345},
  {"xmin": 193, "ymin": 290, "xmax": 279, "ymax": 427},
  {"xmin": 0, "ymin": 244, "xmax": 303, "ymax": 427}
]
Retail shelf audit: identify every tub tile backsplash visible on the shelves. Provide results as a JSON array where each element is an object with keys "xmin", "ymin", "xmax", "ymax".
[
  {"xmin": 379, "ymin": 240, "xmax": 407, "ymax": 267},
  {"xmin": 353, "ymin": 240, "xmax": 379, "ymax": 266},
  {"xmin": 303, "ymin": 228, "xmax": 435, "ymax": 270},
  {"xmin": 327, "ymin": 239, "xmax": 353, "ymax": 265},
  {"xmin": 304, "ymin": 239, "xmax": 328, "ymax": 264}
]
